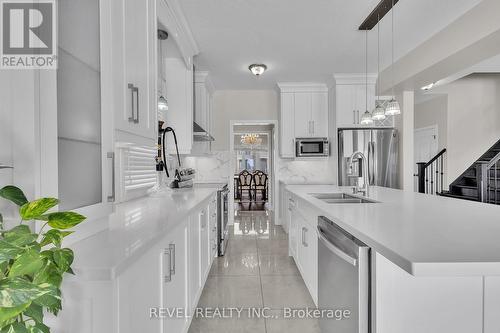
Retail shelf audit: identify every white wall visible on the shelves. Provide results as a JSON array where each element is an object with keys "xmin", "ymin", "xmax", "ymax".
[
  {"xmin": 415, "ymin": 96, "xmax": 448, "ymax": 150},
  {"xmin": 194, "ymin": 89, "xmax": 337, "ymax": 185},
  {"xmin": 211, "ymin": 90, "xmax": 278, "ymax": 151},
  {"xmin": 445, "ymin": 74, "xmax": 500, "ymax": 183}
]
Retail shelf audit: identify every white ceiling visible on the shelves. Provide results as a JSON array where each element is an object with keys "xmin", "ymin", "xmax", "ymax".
[{"xmin": 179, "ymin": 0, "xmax": 483, "ymax": 90}]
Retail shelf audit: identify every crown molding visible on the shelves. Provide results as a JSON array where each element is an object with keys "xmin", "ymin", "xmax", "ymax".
[
  {"xmin": 277, "ymin": 82, "xmax": 329, "ymax": 93},
  {"xmin": 158, "ymin": 0, "xmax": 200, "ymax": 68}
]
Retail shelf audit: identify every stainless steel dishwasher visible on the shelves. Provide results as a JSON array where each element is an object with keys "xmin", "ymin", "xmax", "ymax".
[{"xmin": 317, "ymin": 216, "xmax": 370, "ymax": 333}]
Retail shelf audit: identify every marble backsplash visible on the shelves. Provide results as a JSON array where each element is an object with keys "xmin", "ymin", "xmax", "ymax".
[{"xmin": 182, "ymin": 151, "xmax": 336, "ymax": 185}]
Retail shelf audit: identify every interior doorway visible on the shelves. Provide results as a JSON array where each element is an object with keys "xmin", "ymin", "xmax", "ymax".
[
  {"xmin": 229, "ymin": 121, "xmax": 278, "ymax": 222},
  {"xmin": 414, "ymin": 125, "xmax": 439, "ymax": 191}
]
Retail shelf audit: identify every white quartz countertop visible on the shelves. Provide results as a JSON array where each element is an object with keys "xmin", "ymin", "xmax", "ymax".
[
  {"xmin": 71, "ymin": 187, "xmax": 218, "ymax": 280},
  {"xmin": 286, "ymin": 185, "xmax": 500, "ymax": 276}
]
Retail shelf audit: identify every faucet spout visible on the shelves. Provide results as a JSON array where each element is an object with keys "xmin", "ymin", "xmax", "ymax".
[{"xmin": 348, "ymin": 151, "xmax": 370, "ymax": 196}]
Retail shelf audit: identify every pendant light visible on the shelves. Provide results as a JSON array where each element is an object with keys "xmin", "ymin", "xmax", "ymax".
[
  {"xmin": 360, "ymin": 30, "xmax": 374, "ymax": 125},
  {"xmin": 372, "ymin": 14, "xmax": 386, "ymax": 121},
  {"xmin": 385, "ymin": 0, "xmax": 401, "ymax": 116}
]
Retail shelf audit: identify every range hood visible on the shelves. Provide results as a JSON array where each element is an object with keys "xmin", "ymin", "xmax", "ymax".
[{"xmin": 193, "ymin": 121, "xmax": 215, "ymax": 142}]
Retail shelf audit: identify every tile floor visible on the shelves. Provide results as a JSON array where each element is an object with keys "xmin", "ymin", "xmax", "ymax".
[{"xmin": 188, "ymin": 210, "xmax": 320, "ymax": 333}]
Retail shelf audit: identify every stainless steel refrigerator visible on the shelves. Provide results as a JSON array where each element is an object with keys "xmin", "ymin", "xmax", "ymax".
[{"xmin": 338, "ymin": 128, "xmax": 399, "ymax": 188}]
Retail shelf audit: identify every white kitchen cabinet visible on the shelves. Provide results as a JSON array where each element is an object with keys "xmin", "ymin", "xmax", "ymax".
[
  {"xmin": 188, "ymin": 213, "xmax": 201, "ymax": 311},
  {"xmin": 199, "ymin": 207, "xmax": 210, "ymax": 282},
  {"xmin": 277, "ymin": 83, "xmax": 329, "ymax": 158},
  {"xmin": 279, "ymin": 93, "xmax": 295, "ymax": 158},
  {"xmin": 288, "ymin": 195, "xmax": 299, "ymax": 258},
  {"xmin": 164, "ymin": 58, "xmax": 194, "ymax": 155},
  {"xmin": 113, "ymin": 0, "xmax": 157, "ymax": 140},
  {"xmin": 192, "ymin": 71, "xmax": 215, "ymax": 153},
  {"xmin": 294, "ymin": 93, "xmax": 312, "ymax": 138},
  {"xmin": 311, "ymin": 92, "xmax": 329, "ymax": 137},
  {"xmin": 209, "ymin": 195, "xmax": 218, "ymax": 258},
  {"xmin": 162, "ymin": 222, "xmax": 189, "ymax": 333},
  {"xmin": 117, "ymin": 244, "xmax": 162, "ymax": 333}
]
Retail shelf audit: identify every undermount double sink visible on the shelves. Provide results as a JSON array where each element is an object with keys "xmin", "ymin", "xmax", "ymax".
[{"xmin": 309, "ymin": 192, "xmax": 377, "ymax": 204}]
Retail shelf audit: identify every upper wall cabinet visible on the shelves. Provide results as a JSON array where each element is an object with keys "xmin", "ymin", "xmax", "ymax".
[
  {"xmin": 277, "ymin": 83, "xmax": 329, "ymax": 158},
  {"xmin": 112, "ymin": 0, "xmax": 157, "ymax": 141},
  {"xmin": 334, "ymin": 74, "xmax": 394, "ymax": 128}
]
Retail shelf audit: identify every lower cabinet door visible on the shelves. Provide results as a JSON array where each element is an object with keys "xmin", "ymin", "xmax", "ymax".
[
  {"xmin": 188, "ymin": 214, "xmax": 201, "ymax": 312},
  {"xmin": 162, "ymin": 222, "xmax": 189, "ymax": 333},
  {"xmin": 117, "ymin": 246, "xmax": 162, "ymax": 333},
  {"xmin": 199, "ymin": 207, "xmax": 210, "ymax": 281}
]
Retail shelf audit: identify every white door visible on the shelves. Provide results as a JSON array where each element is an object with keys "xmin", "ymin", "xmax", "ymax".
[
  {"xmin": 414, "ymin": 126, "xmax": 438, "ymax": 164},
  {"xmin": 311, "ymin": 92, "xmax": 328, "ymax": 137},
  {"xmin": 199, "ymin": 207, "xmax": 210, "ymax": 281},
  {"xmin": 414, "ymin": 126, "xmax": 439, "ymax": 191},
  {"xmin": 294, "ymin": 93, "xmax": 312, "ymax": 137}
]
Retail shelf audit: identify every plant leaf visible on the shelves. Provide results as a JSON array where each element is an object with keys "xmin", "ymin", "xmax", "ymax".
[
  {"xmin": 8, "ymin": 249, "xmax": 44, "ymax": 278},
  {"xmin": 0, "ymin": 303, "xmax": 30, "ymax": 327},
  {"xmin": 28, "ymin": 323, "xmax": 49, "ymax": 333},
  {"xmin": 39, "ymin": 230, "xmax": 73, "ymax": 248},
  {"xmin": 47, "ymin": 212, "xmax": 85, "ymax": 230},
  {"xmin": 32, "ymin": 284, "xmax": 61, "ymax": 315},
  {"xmin": 19, "ymin": 199, "xmax": 59, "ymax": 221},
  {"xmin": 0, "ymin": 186, "xmax": 28, "ymax": 207},
  {"xmin": 24, "ymin": 303, "xmax": 43, "ymax": 323},
  {"xmin": 0, "ymin": 240, "xmax": 24, "ymax": 263},
  {"xmin": 2, "ymin": 225, "xmax": 37, "ymax": 248},
  {"xmin": 32, "ymin": 261, "xmax": 62, "ymax": 288},
  {"xmin": 53, "ymin": 249, "xmax": 74, "ymax": 273},
  {"xmin": 0, "ymin": 322, "xmax": 29, "ymax": 333},
  {"xmin": 0, "ymin": 278, "xmax": 51, "ymax": 308}
]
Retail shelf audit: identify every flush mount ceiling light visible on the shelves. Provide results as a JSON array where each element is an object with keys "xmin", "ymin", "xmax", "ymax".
[
  {"xmin": 249, "ymin": 64, "xmax": 267, "ymax": 76},
  {"xmin": 421, "ymin": 83, "xmax": 435, "ymax": 91}
]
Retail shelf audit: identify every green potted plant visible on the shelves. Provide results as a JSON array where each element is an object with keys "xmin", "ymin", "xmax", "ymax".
[{"xmin": 0, "ymin": 185, "xmax": 86, "ymax": 332}]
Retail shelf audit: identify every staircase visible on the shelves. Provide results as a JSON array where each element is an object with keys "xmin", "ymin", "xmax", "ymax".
[{"xmin": 441, "ymin": 139, "xmax": 500, "ymax": 204}]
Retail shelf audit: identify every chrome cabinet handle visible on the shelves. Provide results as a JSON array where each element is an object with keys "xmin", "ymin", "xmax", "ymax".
[
  {"xmin": 107, "ymin": 152, "xmax": 115, "ymax": 202},
  {"xmin": 302, "ymin": 227, "xmax": 308, "ymax": 247},
  {"xmin": 127, "ymin": 83, "xmax": 139, "ymax": 123},
  {"xmin": 169, "ymin": 243, "xmax": 176, "ymax": 275},
  {"xmin": 163, "ymin": 248, "xmax": 172, "ymax": 283}
]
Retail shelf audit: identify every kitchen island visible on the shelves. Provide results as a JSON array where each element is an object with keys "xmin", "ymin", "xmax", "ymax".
[
  {"xmin": 284, "ymin": 184, "xmax": 500, "ymax": 333},
  {"xmin": 51, "ymin": 186, "xmax": 221, "ymax": 333}
]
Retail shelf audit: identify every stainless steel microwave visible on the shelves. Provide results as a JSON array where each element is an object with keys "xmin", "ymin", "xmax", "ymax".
[{"xmin": 295, "ymin": 138, "xmax": 329, "ymax": 157}]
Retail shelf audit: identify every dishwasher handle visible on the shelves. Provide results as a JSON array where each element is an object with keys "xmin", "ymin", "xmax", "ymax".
[{"xmin": 317, "ymin": 226, "xmax": 357, "ymax": 266}]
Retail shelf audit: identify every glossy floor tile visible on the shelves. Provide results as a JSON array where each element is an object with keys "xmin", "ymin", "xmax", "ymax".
[{"xmin": 189, "ymin": 210, "xmax": 318, "ymax": 333}]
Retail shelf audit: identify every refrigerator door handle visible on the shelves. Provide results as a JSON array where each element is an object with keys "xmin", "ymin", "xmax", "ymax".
[
  {"xmin": 367, "ymin": 141, "xmax": 374, "ymax": 185},
  {"xmin": 370, "ymin": 141, "xmax": 376, "ymax": 185}
]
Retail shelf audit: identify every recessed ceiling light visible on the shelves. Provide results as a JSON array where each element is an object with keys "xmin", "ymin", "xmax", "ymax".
[
  {"xmin": 421, "ymin": 83, "xmax": 435, "ymax": 91},
  {"xmin": 249, "ymin": 64, "xmax": 267, "ymax": 76}
]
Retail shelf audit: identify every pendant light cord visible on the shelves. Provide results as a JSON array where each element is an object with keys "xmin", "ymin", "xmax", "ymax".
[
  {"xmin": 365, "ymin": 29, "xmax": 368, "ymax": 112},
  {"xmin": 377, "ymin": 14, "xmax": 380, "ymax": 100},
  {"xmin": 391, "ymin": 0, "xmax": 395, "ymax": 97}
]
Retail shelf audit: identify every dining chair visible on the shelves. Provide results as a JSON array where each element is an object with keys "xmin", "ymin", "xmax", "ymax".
[
  {"xmin": 238, "ymin": 170, "xmax": 253, "ymax": 201},
  {"xmin": 252, "ymin": 170, "xmax": 268, "ymax": 201}
]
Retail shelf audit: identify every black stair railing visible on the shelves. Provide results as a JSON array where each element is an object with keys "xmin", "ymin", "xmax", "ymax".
[
  {"xmin": 415, "ymin": 149, "xmax": 447, "ymax": 195},
  {"xmin": 478, "ymin": 151, "xmax": 500, "ymax": 204}
]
